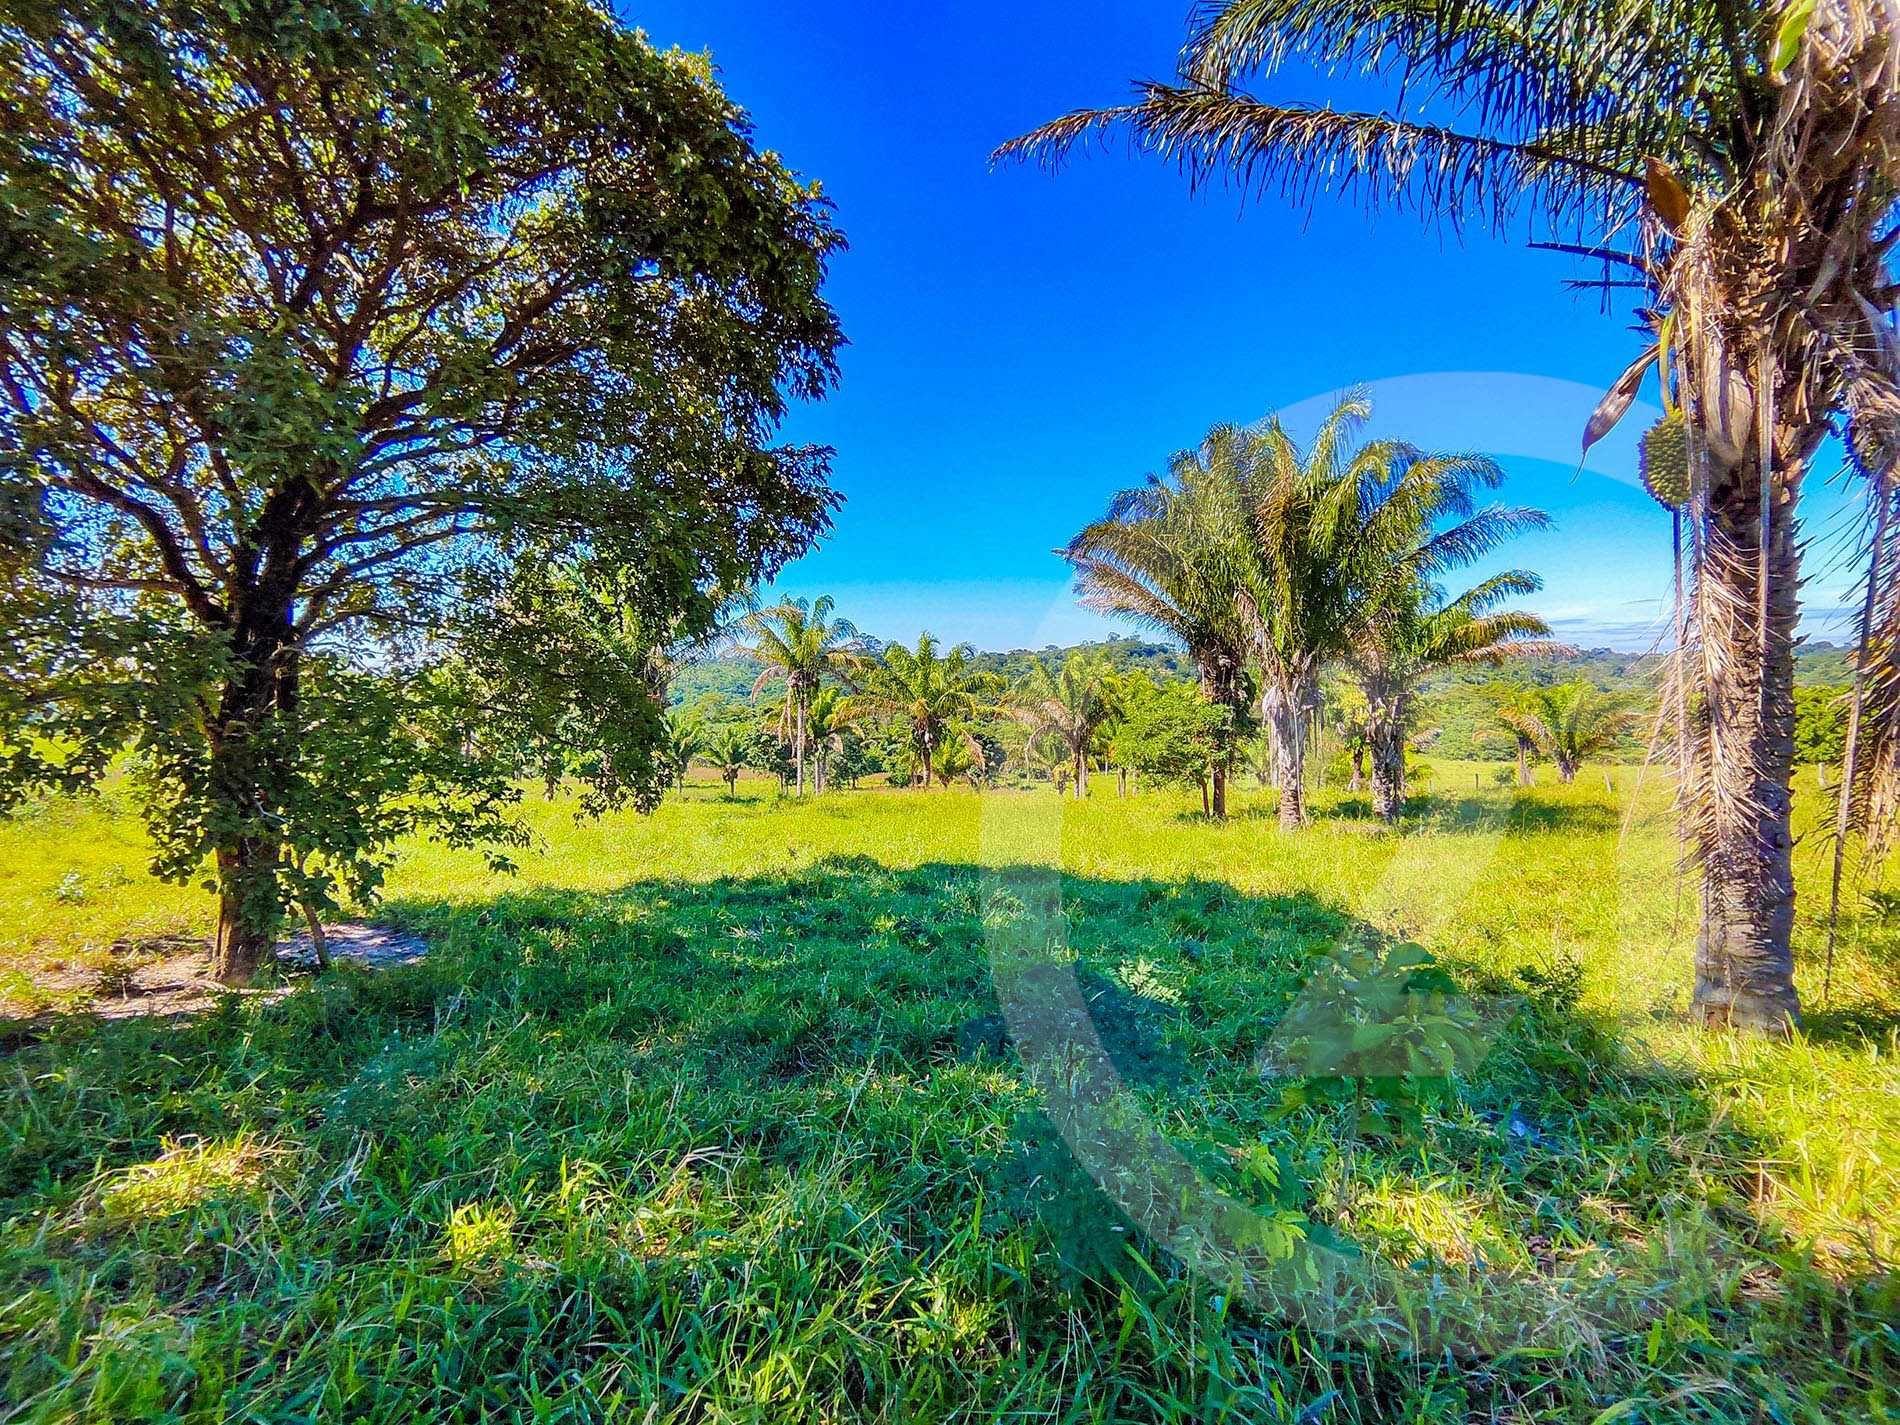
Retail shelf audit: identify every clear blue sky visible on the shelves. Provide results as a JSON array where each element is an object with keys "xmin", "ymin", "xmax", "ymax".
[{"xmin": 633, "ymin": 0, "xmax": 1868, "ymax": 652}]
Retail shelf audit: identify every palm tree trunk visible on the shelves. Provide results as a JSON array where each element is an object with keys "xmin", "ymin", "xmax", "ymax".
[
  {"xmin": 1210, "ymin": 759, "xmax": 1228, "ymax": 819},
  {"xmin": 1263, "ymin": 679, "xmax": 1309, "ymax": 829},
  {"xmin": 1368, "ymin": 722, "xmax": 1404, "ymax": 822},
  {"xmin": 1515, "ymin": 736, "xmax": 1533, "ymax": 788},
  {"xmin": 1362, "ymin": 678, "xmax": 1405, "ymax": 823},
  {"xmin": 794, "ymin": 695, "xmax": 808, "ymax": 796},
  {"xmin": 1690, "ymin": 436, "xmax": 1803, "ymax": 1034},
  {"xmin": 1348, "ymin": 745, "xmax": 1365, "ymax": 793}
]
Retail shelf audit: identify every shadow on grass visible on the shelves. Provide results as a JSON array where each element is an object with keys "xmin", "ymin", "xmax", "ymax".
[{"xmin": 3, "ymin": 856, "xmax": 1887, "ymax": 1411}]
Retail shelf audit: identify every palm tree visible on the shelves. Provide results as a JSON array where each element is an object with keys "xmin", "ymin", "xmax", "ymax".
[
  {"xmin": 1340, "ymin": 458, "xmax": 1557, "ymax": 820},
  {"xmin": 663, "ymin": 712, "xmax": 705, "ymax": 793},
  {"xmin": 805, "ymin": 685, "xmax": 849, "ymax": 794},
  {"xmin": 1354, "ymin": 577, "xmax": 1557, "ymax": 821},
  {"xmin": 932, "ymin": 734, "xmax": 987, "ymax": 788},
  {"xmin": 1324, "ymin": 678, "xmax": 1370, "ymax": 793},
  {"xmin": 739, "ymin": 596, "xmax": 862, "ymax": 797},
  {"xmin": 1063, "ymin": 448, "xmax": 1255, "ymax": 816},
  {"xmin": 1501, "ymin": 683, "xmax": 1634, "ymax": 785},
  {"xmin": 703, "ymin": 726, "xmax": 750, "ymax": 796},
  {"xmin": 1492, "ymin": 685, "xmax": 1543, "ymax": 788},
  {"xmin": 1012, "ymin": 654, "xmax": 1120, "ymax": 800},
  {"xmin": 844, "ymin": 634, "xmax": 997, "ymax": 788},
  {"xmin": 1000, "ymin": 1, "xmax": 1900, "ymax": 1029},
  {"xmin": 1237, "ymin": 394, "xmax": 1516, "ymax": 828}
]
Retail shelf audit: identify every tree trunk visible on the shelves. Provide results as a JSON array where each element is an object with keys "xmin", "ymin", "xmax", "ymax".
[
  {"xmin": 1690, "ymin": 429, "xmax": 1803, "ymax": 1034},
  {"xmin": 1200, "ymin": 778, "xmax": 1210, "ymax": 816},
  {"xmin": 208, "ymin": 603, "xmax": 297, "ymax": 986},
  {"xmin": 1368, "ymin": 721, "xmax": 1404, "ymax": 823},
  {"xmin": 1348, "ymin": 745, "xmax": 1365, "ymax": 793},
  {"xmin": 1359, "ymin": 676, "xmax": 1406, "ymax": 824},
  {"xmin": 1557, "ymin": 756, "xmax": 1578, "ymax": 785},
  {"xmin": 794, "ymin": 695, "xmax": 808, "ymax": 796},
  {"xmin": 1263, "ymin": 680, "xmax": 1309, "ymax": 829},
  {"xmin": 1515, "ymin": 736, "xmax": 1533, "ymax": 788},
  {"xmin": 1209, "ymin": 758, "xmax": 1228, "ymax": 819}
]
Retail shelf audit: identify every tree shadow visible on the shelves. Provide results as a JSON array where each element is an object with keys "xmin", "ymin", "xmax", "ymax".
[{"xmin": 0, "ymin": 856, "xmax": 1884, "ymax": 1402}]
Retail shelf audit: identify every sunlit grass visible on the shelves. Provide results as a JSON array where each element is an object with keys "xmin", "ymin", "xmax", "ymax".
[{"xmin": 0, "ymin": 762, "xmax": 1894, "ymax": 1421}]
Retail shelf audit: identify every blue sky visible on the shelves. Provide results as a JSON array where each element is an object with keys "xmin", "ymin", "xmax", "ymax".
[{"xmin": 634, "ymin": 0, "xmax": 1869, "ymax": 652}]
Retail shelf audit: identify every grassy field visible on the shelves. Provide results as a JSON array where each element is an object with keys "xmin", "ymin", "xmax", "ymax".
[{"xmin": 1, "ymin": 765, "xmax": 1896, "ymax": 1422}]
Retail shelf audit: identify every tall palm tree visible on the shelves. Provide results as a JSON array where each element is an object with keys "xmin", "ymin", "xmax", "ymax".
[
  {"xmin": 1502, "ymin": 683, "xmax": 1634, "ymax": 785},
  {"xmin": 1012, "ymin": 653, "xmax": 1121, "ymax": 800},
  {"xmin": 1343, "ymin": 460, "xmax": 1557, "ymax": 820},
  {"xmin": 1236, "ymin": 394, "xmax": 1516, "ymax": 828},
  {"xmin": 739, "ymin": 596, "xmax": 862, "ymax": 797},
  {"xmin": 844, "ymin": 634, "xmax": 997, "ymax": 788},
  {"xmin": 999, "ymin": 0, "xmax": 1900, "ymax": 1030},
  {"xmin": 1063, "ymin": 445, "xmax": 1255, "ymax": 816}
]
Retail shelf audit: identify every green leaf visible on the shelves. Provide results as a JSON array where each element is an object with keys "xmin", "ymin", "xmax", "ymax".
[{"xmin": 1772, "ymin": 0, "xmax": 1818, "ymax": 75}]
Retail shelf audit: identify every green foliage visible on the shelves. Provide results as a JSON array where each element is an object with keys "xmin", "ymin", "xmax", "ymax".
[
  {"xmin": 1795, "ymin": 685, "xmax": 1850, "ymax": 765},
  {"xmin": 1111, "ymin": 674, "xmax": 1227, "ymax": 789},
  {"xmin": 0, "ymin": 0, "xmax": 844, "ymax": 957}
]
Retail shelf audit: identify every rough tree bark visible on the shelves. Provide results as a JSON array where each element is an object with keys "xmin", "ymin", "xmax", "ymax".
[
  {"xmin": 1262, "ymin": 680, "xmax": 1310, "ymax": 829},
  {"xmin": 1515, "ymin": 736, "xmax": 1533, "ymax": 788},
  {"xmin": 1362, "ymin": 678, "xmax": 1406, "ymax": 823},
  {"xmin": 1690, "ymin": 412, "xmax": 1805, "ymax": 1034}
]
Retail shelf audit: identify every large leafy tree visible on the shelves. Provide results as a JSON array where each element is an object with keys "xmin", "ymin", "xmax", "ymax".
[
  {"xmin": 1063, "ymin": 440, "xmax": 1256, "ymax": 816},
  {"xmin": 0, "ymin": 0, "xmax": 843, "ymax": 982},
  {"xmin": 1011, "ymin": 653, "xmax": 1121, "ymax": 800},
  {"xmin": 844, "ymin": 634, "xmax": 998, "ymax": 789},
  {"xmin": 739, "ymin": 596, "xmax": 862, "ymax": 797},
  {"xmin": 1001, "ymin": 1, "xmax": 1900, "ymax": 1028}
]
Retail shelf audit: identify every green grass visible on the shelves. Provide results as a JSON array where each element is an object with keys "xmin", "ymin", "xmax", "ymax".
[{"xmin": 1, "ymin": 765, "xmax": 1896, "ymax": 1422}]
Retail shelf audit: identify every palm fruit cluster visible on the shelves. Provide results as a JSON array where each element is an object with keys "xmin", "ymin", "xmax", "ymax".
[{"xmin": 1640, "ymin": 411, "xmax": 1690, "ymax": 508}]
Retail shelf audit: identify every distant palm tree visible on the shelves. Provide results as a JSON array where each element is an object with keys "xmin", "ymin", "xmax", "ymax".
[
  {"xmin": 932, "ymin": 734, "xmax": 987, "ymax": 789},
  {"xmin": 1323, "ymin": 678, "xmax": 1369, "ymax": 793},
  {"xmin": 1013, "ymin": 653, "xmax": 1120, "ymax": 800},
  {"xmin": 1063, "ymin": 445, "xmax": 1254, "ymax": 816},
  {"xmin": 1000, "ymin": 0, "xmax": 1900, "ymax": 1029},
  {"xmin": 1492, "ymin": 686, "xmax": 1543, "ymax": 788},
  {"xmin": 1501, "ymin": 683, "xmax": 1633, "ymax": 785},
  {"xmin": 1354, "ymin": 579, "xmax": 1556, "ymax": 820},
  {"xmin": 663, "ymin": 712, "xmax": 705, "ymax": 793},
  {"xmin": 805, "ymin": 685, "xmax": 849, "ymax": 794},
  {"xmin": 740, "ymin": 596, "xmax": 862, "ymax": 797},
  {"xmin": 845, "ymin": 634, "xmax": 996, "ymax": 788},
  {"xmin": 703, "ymin": 727, "xmax": 750, "ymax": 796}
]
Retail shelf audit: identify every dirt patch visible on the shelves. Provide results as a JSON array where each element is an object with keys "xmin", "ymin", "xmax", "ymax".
[{"xmin": 1, "ymin": 922, "xmax": 429, "ymax": 1032}]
